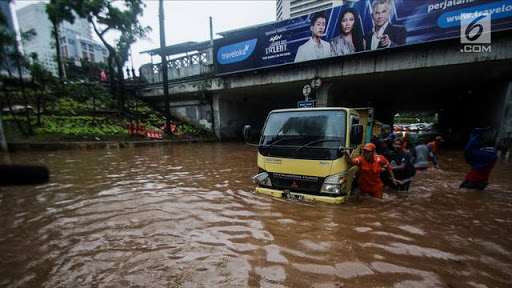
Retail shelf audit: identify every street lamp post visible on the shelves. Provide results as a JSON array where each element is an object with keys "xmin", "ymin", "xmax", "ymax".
[{"xmin": 159, "ymin": 0, "xmax": 171, "ymax": 135}]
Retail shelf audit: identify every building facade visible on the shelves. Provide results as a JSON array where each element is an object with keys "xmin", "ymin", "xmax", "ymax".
[
  {"xmin": 276, "ymin": 0, "xmax": 345, "ymax": 20},
  {"xmin": 16, "ymin": 2, "xmax": 107, "ymax": 76}
]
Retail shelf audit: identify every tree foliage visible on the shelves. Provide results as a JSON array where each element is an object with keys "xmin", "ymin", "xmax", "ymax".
[
  {"xmin": 1, "ymin": 2, "xmax": 43, "ymax": 136},
  {"xmin": 74, "ymin": 0, "xmax": 151, "ymax": 112},
  {"xmin": 2, "ymin": 1, "xmax": 208, "ymax": 142},
  {"xmin": 46, "ymin": 0, "xmax": 78, "ymax": 82},
  {"xmin": 64, "ymin": 57, "xmax": 108, "ymax": 82}
]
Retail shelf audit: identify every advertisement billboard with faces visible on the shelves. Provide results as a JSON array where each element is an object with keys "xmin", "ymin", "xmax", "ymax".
[{"xmin": 213, "ymin": 0, "xmax": 512, "ymax": 75}]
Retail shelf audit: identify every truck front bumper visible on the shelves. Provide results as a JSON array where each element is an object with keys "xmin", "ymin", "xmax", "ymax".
[{"xmin": 256, "ymin": 187, "xmax": 347, "ymax": 204}]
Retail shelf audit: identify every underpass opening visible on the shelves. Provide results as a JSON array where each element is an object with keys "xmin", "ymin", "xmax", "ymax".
[
  {"xmin": 328, "ymin": 60, "xmax": 512, "ymax": 145},
  {"xmin": 215, "ymin": 82, "xmax": 312, "ymax": 140},
  {"xmin": 213, "ymin": 59, "xmax": 511, "ymax": 143}
]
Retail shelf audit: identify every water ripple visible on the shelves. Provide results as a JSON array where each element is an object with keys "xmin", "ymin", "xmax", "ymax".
[{"xmin": 1, "ymin": 144, "xmax": 511, "ymax": 287}]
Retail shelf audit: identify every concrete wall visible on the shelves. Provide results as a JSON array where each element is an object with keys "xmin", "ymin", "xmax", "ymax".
[
  {"xmin": 169, "ymin": 100, "xmax": 213, "ymax": 132},
  {"xmin": 434, "ymin": 79, "xmax": 506, "ymax": 144},
  {"xmin": 496, "ymin": 82, "xmax": 512, "ymax": 154},
  {"xmin": 315, "ymin": 83, "xmax": 334, "ymax": 107}
]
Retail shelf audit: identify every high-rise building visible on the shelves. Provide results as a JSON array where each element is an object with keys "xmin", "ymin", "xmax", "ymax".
[
  {"xmin": 16, "ymin": 2, "xmax": 107, "ymax": 76},
  {"xmin": 276, "ymin": 0, "xmax": 345, "ymax": 20}
]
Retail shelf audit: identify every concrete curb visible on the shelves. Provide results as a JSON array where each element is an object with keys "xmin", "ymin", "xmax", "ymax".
[{"xmin": 6, "ymin": 138, "xmax": 218, "ymax": 151}]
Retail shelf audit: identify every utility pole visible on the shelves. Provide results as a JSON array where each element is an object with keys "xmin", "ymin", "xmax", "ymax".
[
  {"xmin": 159, "ymin": 0, "xmax": 171, "ymax": 135},
  {"xmin": 130, "ymin": 48, "xmax": 136, "ymax": 78},
  {"xmin": 209, "ymin": 16, "xmax": 214, "ymax": 64}
]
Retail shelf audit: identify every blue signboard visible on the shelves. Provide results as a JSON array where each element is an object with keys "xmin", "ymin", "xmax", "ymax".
[
  {"xmin": 214, "ymin": 0, "xmax": 512, "ymax": 75},
  {"xmin": 298, "ymin": 100, "xmax": 317, "ymax": 108}
]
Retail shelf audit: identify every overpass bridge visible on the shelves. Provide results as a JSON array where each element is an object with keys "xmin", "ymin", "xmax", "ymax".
[
  {"xmin": 138, "ymin": 0, "xmax": 512, "ymax": 152},
  {"xmin": 139, "ymin": 31, "xmax": 512, "ymax": 147}
]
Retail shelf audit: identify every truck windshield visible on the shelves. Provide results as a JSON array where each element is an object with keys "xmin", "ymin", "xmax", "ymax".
[{"xmin": 260, "ymin": 110, "xmax": 347, "ymax": 148}]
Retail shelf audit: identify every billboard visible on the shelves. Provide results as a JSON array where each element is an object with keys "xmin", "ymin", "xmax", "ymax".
[{"xmin": 214, "ymin": 0, "xmax": 512, "ymax": 75}]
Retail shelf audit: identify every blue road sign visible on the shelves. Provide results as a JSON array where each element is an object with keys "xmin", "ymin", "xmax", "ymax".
[{"xmin": 298, "ymin": 100, "xmax": 316, "ymax": 108}]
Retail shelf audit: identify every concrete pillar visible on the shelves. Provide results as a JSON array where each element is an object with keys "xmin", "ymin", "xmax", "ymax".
[
  {"xmin": 496, "ymin": 81, "xmax": 512, "ymax": 155},
  {"xmin": 315, "ymin": 83, "xmax": 333, "ymax": 107},
  {"xmin": 212, "ymin": 93, "xmax": 222, "ymax": 139}
]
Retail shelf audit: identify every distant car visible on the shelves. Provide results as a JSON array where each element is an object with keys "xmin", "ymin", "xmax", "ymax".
[{"xmin": 409, "ymin": 124, "xmax": 419, "ymax": 132}]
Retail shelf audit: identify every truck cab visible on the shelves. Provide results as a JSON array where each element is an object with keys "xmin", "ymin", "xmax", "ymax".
[{"xmin": 249, "ymin": 107, "xmax": 371, "ymax": 204}]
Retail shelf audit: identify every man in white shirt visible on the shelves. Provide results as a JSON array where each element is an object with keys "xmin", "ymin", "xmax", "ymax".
[
  {"xmin": 294, "ymin": 12, "xmax": 331, "ymax": 62},
  {"xmin": 364, "ymin": 0, "xmax": 407, "ymax": 50}
]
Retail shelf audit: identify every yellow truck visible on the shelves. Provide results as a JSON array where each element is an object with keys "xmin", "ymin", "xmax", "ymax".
[{"xmin": 245, "ymin": 107, "xmax": 381, "ymax": 204}]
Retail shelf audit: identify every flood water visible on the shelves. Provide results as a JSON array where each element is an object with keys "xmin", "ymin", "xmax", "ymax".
[{"xmin": 1, "ymin": 142, "xmax": 511, "ymax": 288}]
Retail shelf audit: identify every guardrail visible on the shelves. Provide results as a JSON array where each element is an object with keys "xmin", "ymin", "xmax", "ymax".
[{"xmin": 140, "ymin": 51, "xmax": 213, "ymax": 84}]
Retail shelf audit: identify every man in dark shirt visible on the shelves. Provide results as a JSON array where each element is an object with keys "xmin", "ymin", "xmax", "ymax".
[
  {"xmin": 460, "ymin": 128, "xmax": 498, "ymax": 190},
  {"xmin": 383, "ymin": 138, "xmax": 413, "ymax": 191}
]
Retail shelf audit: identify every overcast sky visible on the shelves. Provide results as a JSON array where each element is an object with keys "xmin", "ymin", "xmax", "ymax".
[{"xmin": 12, "ymin": 0, "xmax": 276, "ymax": 70}]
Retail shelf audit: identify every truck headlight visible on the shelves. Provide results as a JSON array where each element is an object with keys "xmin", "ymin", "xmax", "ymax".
[
  {"xmin": 320, "ymin": 173, "xmax": 347, "ymax": 194},
  {"xmin": 252, "ymin": 172, "xmax": 272, "ymax": 187}
]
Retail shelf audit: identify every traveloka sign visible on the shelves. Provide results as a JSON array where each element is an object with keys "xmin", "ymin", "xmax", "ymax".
[
  {"xmin": 438, "ymin": 1, "xmax": 512, "ymax": 28},
  {"xmin": 217, "ymin": 39, "xmax": 258, "ymax": 64}
]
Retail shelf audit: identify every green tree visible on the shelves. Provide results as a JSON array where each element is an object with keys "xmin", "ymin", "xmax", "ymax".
[
  {"xmin": 27, "ymin": 53, "xmax": 55, "ymax": 125},
  {"xmin": 46, "ymin": 0, "xmax": 79, "ymax": 83},
  {"xmin": 1, "ymin": 1, "xmax": 22, "ymax": 136},
  {"xmin": 64, "ymin": 56, "xmax": 107, "ymax": 82},
  {"xmin": 76, "ymin": 0, "xmax": 150, "ymax": 113},
  {"xmin": 14, "ymin": 29, "xmax": 38, "ymax": 135},
  {"xmin": 0, "ymin": 27, "xmax": 37, "ymax": 136}
]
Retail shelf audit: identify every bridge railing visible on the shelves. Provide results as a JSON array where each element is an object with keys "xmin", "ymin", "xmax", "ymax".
[{"xmin": 140, "ymin": 51, "xmax": 213, "ymax": 83}]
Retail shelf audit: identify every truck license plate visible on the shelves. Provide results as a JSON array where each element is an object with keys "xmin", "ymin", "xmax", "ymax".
[{"xmin": 286, "ymin": 193, "xmax": 304, "ymax": 201}]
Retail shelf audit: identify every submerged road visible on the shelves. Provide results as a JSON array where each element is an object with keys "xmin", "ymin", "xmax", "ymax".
[{"xmin": 1, "ymin": 142, "xmax": 511, "ymax": 287}]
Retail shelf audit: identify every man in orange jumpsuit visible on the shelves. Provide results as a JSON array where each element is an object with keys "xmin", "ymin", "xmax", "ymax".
[
  {"xmin": 428, "ymin": 136, "xmax": 444, "ymax": 154},
  {"xmin": 345, "ymin": 143, "xmax": 398, "ymax": 199}
]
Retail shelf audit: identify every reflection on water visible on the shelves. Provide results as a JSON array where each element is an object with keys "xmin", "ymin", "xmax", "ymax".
[{"xmin": 1, "ymin": 143, "xmax": 511, "ymax": 287}]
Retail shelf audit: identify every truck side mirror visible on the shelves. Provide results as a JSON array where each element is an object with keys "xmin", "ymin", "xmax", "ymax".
[
  {"xmin": 337, "ymin": 146, "xmax": 346, "ymax": 158},
  {"xmin": 243, "ymin": 125, "xmax": 261, "ymax": 145},
  {"xmin": 243, "ymin": 125, "xmax": 251, "ymax": 141},
  {"xmin": 350, "ymin": 124, "xmax": 363, "ymax": 146}
]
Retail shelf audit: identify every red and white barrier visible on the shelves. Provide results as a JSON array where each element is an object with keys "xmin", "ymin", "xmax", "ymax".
[{"xmin": 146, "ymin": 130, "xmax": 163, "ymax": 140}]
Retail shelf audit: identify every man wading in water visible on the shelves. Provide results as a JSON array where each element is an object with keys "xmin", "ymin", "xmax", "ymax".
[{"xmin": 345, "ymin": 143, "xmax": 398, "ymax": 199}]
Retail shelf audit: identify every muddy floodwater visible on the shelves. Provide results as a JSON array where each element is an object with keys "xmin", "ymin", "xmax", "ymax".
[{"xmin": 1, "ymin": 142, "xmax": 511, "ymax": 288}]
